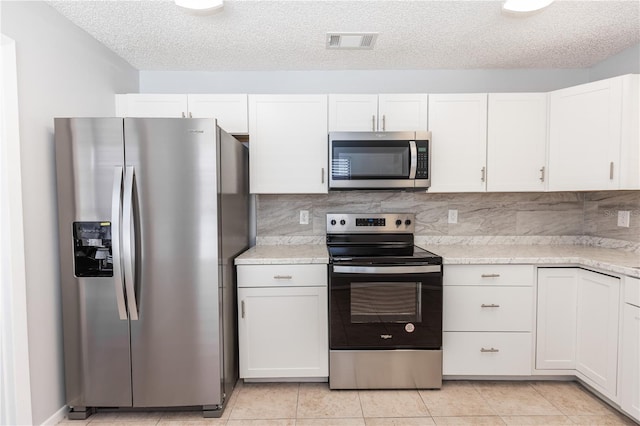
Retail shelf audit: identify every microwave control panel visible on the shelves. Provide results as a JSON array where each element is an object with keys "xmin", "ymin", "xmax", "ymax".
[{"xmin": 415, "ymin": 140, "xmax": 429, "ymax": 179}]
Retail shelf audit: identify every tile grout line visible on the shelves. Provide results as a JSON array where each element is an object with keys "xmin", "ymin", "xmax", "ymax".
[
  {"xmin": 356, "ymin": 388, "xmax": 365, "ymax": 423},
  {"xmin": 470, "ymin": 380, "xmax": 501, "ymax": 417},
  {"xmin": 528, "ymin": 379, "xmax": 573, "ymax": 419}
]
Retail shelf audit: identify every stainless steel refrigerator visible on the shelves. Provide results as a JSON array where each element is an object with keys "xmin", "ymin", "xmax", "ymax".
[{"xmin": 54, "ymin": 118, "xmax": 249, "ymax": 419}]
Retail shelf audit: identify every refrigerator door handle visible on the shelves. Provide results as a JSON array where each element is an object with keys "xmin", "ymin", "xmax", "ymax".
[
  {"xmin": 123, "ymin": 166, "xmax": 139, "ymax": 321},
  {"xmin": 112, "ymin": 166, "xmax": 127, "ymax": 320}
]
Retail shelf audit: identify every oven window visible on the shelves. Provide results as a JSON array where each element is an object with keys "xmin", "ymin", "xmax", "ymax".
[
  {"xmin": 350, "ymin": 282, "xmax": 422, "ymax": 323},
  {"xmin": 331, "ymin": 142, "xmax": 410, "ymax": 179}
]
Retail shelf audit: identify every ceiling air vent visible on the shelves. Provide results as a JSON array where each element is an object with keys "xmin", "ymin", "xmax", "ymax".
[{"xmin": 326, "ymin": 33, "xmax": 378, "ymax": 50}]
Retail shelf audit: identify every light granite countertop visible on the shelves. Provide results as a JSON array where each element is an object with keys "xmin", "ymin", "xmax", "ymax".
[
  {"xmin": 235, "ymin": 244, "xmax": 329, "ymax": 265},
  {"xmin": 416, "ymin": 244, "xmax": 640, "ymax": 278},
  {"xmin": 235, "ymin": 242, "xmax": 640, "ymax": 278}
]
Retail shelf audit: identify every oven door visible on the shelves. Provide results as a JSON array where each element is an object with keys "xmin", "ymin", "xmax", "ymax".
[{"xmin": 329, "ymin": 264, "xmax": 442, "ymax": 350}]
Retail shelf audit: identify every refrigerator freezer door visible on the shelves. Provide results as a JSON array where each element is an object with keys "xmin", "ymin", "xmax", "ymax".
[
  {"xmin": 54, "ymin": 118, "xmax": 132, "ymax": 407},
  {"xmin": 124, "ymin": 118, "xmax": 222, "ymax": 407}
]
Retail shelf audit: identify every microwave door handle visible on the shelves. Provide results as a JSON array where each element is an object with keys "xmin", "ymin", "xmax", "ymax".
[{"xmin": 409, "ymin": 140, "xmax": 417, "ymax": 179}]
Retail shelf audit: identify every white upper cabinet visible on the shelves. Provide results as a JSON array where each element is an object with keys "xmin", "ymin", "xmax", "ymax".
[
  {"xmin": 428, "ymin": 94, "xmax": 488, "ymax": 192},
  {"xmin": 248, "ymin": 95, "xmax": 328, "ymax": 194},
  {"xmin": 328, "ymin": 94, "xmax": 428, "ymax": 132},
  {"xmin": 619, "ymin": 74, "xmax": 640, "ymax": 189},
  {"xmin": 328, "ymin": 94, "xmax": 378, "ymax": 131},
  {"xmin": 548, "ymin": 74, "xmax": 639, "ymax": 191},
  {"xmin": 186, "ymin": 94, "xmax": 248, "ymax": 133},
  {"xmin": 116, "ymin": 94, "xmax": 188, "ymax": 118},
  {"xmin": 115, "ymin": 94, "xmax": 249, "ymax": 133},
  {"xmin": 487, "ymin": 93, "xmax": 548, "ymax": 192},
  {"xmin": 378, "ymin": 94, "xmax": 429, "ymax": 131}
]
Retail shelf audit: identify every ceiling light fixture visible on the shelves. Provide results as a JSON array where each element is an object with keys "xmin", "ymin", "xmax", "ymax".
[
  {"xmin": 175, "ymin": 0, "xmax": 224, "ymax": 15},
  {"xmin": 502, "ymin": 0, "xmax": 554, "ymax": 15}
]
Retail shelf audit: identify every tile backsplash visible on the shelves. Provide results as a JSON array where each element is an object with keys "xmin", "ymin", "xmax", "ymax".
[{"xmin": 256, "ymin": 190, "xmax": 639, "ymax": 245}]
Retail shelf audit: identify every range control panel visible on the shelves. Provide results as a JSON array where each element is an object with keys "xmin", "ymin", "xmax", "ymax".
[{"xmin": 327, "ymin": 213, "xmax": 415, "ymax": 234}]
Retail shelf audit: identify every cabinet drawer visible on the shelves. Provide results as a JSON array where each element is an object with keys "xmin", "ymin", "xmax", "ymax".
[
  {"xmin": 238, "ymin": 264, "xmax": 327, "ymax": 288},
  {"xmin": 625, "ymin": 276, "xmax": 640, "ymax": 307},
  {"xmin": 444, "ymin": 265, "xmax": 534, "ymax": 286},
  {"xmin": 443, "ymin": 332, "xmax": 532, "ymax": 376},
  {"xmin": 443, "ymin": 286, "xmax": 533, "ymax": 332}
]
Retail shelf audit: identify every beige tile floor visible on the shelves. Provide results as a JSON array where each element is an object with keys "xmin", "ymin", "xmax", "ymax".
[{"xmin": 57, "ymin": 380, "xmax": 638, "ymax": 426}]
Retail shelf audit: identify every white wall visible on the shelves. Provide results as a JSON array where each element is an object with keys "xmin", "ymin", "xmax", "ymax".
[
  {"xmin": 589, "ymin": 43, "xmax": 640, "ymax": 82},
  {"xmin": 139, "ymin": 42, "xmax": 639, "ymax": 95},
  {"xmin": 0, "ymin": 2, "xmax": 138, "ymax": 424},
  {"xmin": 140, "ymin": 68, "xmax": 591, "ymax": 94}
]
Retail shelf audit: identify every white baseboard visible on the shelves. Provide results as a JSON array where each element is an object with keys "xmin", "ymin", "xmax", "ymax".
[{"xmin": 41, "ymin": 405, "xmax": 67, "ymax": 426}]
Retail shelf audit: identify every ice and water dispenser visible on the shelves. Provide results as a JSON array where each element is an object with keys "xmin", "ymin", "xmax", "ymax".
[{"xmin": 73, "ymin": 222, "xmax": 113, "ymax": 277}]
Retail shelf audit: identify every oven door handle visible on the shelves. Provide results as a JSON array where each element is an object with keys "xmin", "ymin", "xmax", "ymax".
[{"xmin": 333, "ymin": 265, "xmax": 441, "ymax": 274}]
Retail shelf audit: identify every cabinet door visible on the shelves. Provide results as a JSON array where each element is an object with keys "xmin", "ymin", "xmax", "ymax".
[
  {"xmin": 620, "ymin": 74, "xmax": 640, "ymax": 190},
  {"xmin": 187, "ymin": 94, "xmax": 248, "ymax": 133},
  {"xmin": 328, "ymin": 94, "xmax": 378, "ymax": 131},
  {"xmin": 428, "ymin": 94, "xmax": 488, "ymax": 192},
  {"xmin": 576, "ymin": 269, "xmax": 620, "ymax": 397},
  {"xmin": 378, "ymin": 94, "xmax": 428, "ymax": 131},
  {"xmin": 548, "ymin": 77, "xmax": 622, "ymax": 191},
  {"xmin": 536, "ymin": 268, "xmax": 578, "ymax": 370},
  {"xmin": 249, "ymin": 95, "xmax": 328, "ymax": 194},
  {"xmin": 118, "ymin": 94, "xmax": 188, "ymax": 117},
  {"xmin": 487, "ymin": 93, "xmax": 547, "ymax": 192},
  {"xmin": 620, "ymin": 303, "xmax": 640, "ymax": 421},
  {"xmin": 238, "ymin": 286, "xmax": 328, "ymax": 378}
]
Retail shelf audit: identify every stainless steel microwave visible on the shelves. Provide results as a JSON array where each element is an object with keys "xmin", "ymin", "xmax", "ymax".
[{"xmin": 329, "ymin": 131, "xmax": 431, "ymax": 190}]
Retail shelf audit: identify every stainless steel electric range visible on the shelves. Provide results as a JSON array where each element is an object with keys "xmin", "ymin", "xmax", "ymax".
[{"xmin": 326, "ymin": 213, "xmax": 443, "ymax": 390}]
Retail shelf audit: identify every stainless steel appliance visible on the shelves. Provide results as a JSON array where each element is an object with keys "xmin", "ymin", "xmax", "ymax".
[
  {"xmin": 328, "ymin": 131, "xmax": 431, "ymax": 190},
  {"xmin": 327, "ymin": 213, "xmax": 443, "ymax": 389},
  {"xmin": 54, "ymin": 118, "xmax": 250, "ymax": 419}
]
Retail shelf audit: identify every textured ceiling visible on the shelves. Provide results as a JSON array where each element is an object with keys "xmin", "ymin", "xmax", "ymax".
[{"xmin": 47, "ymin": 0, "xmax": 640, "ymax": 71}]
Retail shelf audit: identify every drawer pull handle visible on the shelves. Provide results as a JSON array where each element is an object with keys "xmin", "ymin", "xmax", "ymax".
[
  {"xmin": 274, "ymin": 275, "xmax": 293, "ymax": 280},
  {"xmin": 481, "ymin": 274, "xmax": 500, "ymax": 278},
  {"xmin": 481, "ymin": 304, "xmax": 500, "ymax": 308},
  {"xmin": 480, "ymin": 347, "xmax": 499, "ymax": 353},
  {"xmin": 241, "ymin": 300, "xmax": 245, "ymax": 318}
]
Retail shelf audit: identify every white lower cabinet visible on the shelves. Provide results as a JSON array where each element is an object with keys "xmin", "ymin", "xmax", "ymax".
[
  {"xmin": 536, "ymin": 268, "xmax": 579, "ymax": 370},
  {"xmin": 620, "ymin": 276, "xmax": 640, "ymax": 422},
  {"xmin": 575, "ymin": 269, "xmax": 620, "ymax": 397},
  {"xmin": 237, "ymin": 264, "xmax": 328, "ymax": 379},
  {"xmin": 536, "ymin": 267, "xmax": 621, "ymax": 400},
  {"xmin": 443, "ymin": 332, "xmax": 532, "ymax": 376},
  {"xmin": 443, "ymin": 265, "xmax": 534, "ymax": 376}
]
